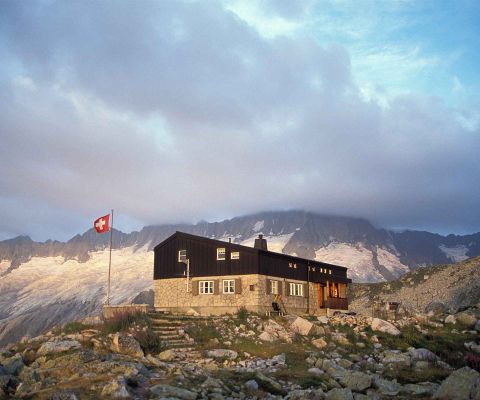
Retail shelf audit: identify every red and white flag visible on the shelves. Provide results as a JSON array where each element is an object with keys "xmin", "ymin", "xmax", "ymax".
[{"xmin": 94, "ymin": 214, "xmax": 110, "ymax": 234}]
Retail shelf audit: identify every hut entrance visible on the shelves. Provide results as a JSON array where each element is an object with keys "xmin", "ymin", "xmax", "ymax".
[{"xmin": 316, "ymin": 283, "xmax": 325, "ymax": 308}]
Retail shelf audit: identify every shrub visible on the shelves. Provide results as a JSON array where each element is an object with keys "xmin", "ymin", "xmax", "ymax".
[
  {"xmin": 134, "ymin": 328, "xmax": 164, "ymax": 354},
  {"xmin": 185, "ymin": 324, "xmax": 220, "ymax": 346},
  {"xmin": 102, "ymin": 311, "xmax": 150, "ymax": 334},
  {"xmin": 236, "ymin": 307, "xmax": 249, "ymax": 322},
  {"xmin": 63, "ymin": 321, "xmax": 91, "ymax": 334}
]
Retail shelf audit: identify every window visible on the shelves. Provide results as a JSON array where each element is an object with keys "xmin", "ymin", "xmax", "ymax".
[
  {"xmin": 178, "ymin": 249, "xmax": 187, "ymax": 262},
  {"xmin": 231, "ymin": 251, "xmax": 240, "ymax": 260},
  {"xmin": 223, "ymin": 279, "xmax": 235, "ymax": 294},
  {"xmin": 288, "ymin": 262, "xmax": 297, "ymax": 269},
  {"xmin": 289, "ymin": 282, "xmax": 303, "ymax": 296},
  {"xmin": 217, "ymin": 248, "xmax": 226, "ymax": 260},
  {"xmin": 199, "ymin": 281, "xmax": 214, "ymax": 294},
  {"xmin": 329, "ymin": 269, "xmax": 332, "ymax": 275},
  {"xmin": 270, "ymin": 280, "xmax": 279, "ymax": 295}
]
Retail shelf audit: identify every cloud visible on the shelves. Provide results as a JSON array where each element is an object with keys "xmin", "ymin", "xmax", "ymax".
[{"xmin": 0, "ymin": 0, "xmax": 479, "ymax": 241}]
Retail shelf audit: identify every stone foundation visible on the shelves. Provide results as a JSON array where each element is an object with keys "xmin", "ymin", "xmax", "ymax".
[{"xmin": 154, "ymin": 274, "xmax": 342, "ymax": 315}]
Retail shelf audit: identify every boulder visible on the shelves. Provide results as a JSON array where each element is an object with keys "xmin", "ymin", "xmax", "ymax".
[
  {"xmin": 317, "ymin": 316, "xmax": 329, "ymax": 324},
  {"xmin": 291, "ymin": 317, "xmax": 315, "ymax": 336},
  {"xmin": 380, "ymin": 350, "xmax": 411, "ymax": 368},
  {"xmin": 445, "ymin": 315, "xmax": 456, "ymax": 324},
  {"xmin": 244, "ymin": 379, "xmax": 259, "ymax": 391},
  {"xmin": 111, "ymin": 333, "xmax": 144, "ymax": 358},
  {"xmin": 433, "ymin": 366, "xmax": 480, "ymax": 400},
  {"xmin": 2, "ymin": 354, "xmax": 24, "ymax": 375},
  {"xmin": 255, "ymin": 371, "xmax": 286, "ymax": 395},
  {"xmin": 343, "ymin": 371, "xmax": 372, "ymax": 391},
  {"xmin": 158, "ymin": 349, "xmax": 177, "ymax": 361},
  {"xmin": 150, "ymin": 384, "xmax": 197, "ymax": 400},
  {"xmin": 49, "ymin": 391, "xmax": 80, "ymax": 400},
  {"xmin": 371, "ymin": 318, "xmax": 400, "ymax": 336},
  {"xmin": 101, "ymin": 378, "xmax": 130, "ymax": 398},
  {"xmin": 37, "ymin": 340, "xmax": 82, "ymax": 356},
  {"xmin": 409, "ymin": 348, "xmax": 438, "ymax": 362},
  {"xmin": 464, "ymin": 342, "xmax": 480, "ymax": 354},
  {"xmin": 455, "ymin": 312, "xmax": 477, "ymax": 328},
  {"xmin": 425, "ymin": 301, "xmax": 446, "ymax": 316},
  {"xmin": 259, "ymin": 332, "xmax": 277, "ymax": 342},
  {"xmin": 373, "ymin": 377, "xmax": 402, "ymax": 396},
  {"xmin": 206, "ymin": 349, "xmax": 238, "ymax": 360},
  {"xmin": 326, "ymin": 388, "xmax": 354, "ymax": 400},
  {"xmin": 312, "ymin": 338, "xmax": 328, "ymax": 349},
  {"xmin": 475, "ymin": 320, "xmax": 480, "ymax": 331},
  {"xmin": 185, "ymin": 308, "xmax": 200, "ymax": 316},
  {"xmin": 403, "ymin": 382, "xmax": 439, "ymax": 396},
  {"xmin": 308, "ymin": 368, "xmax": 324, "ymax": 376}
]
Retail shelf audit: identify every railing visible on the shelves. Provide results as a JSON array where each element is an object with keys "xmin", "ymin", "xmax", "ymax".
[{"xmin": 325, "ymin": 297, "xmax": 348, "ymax": 310}]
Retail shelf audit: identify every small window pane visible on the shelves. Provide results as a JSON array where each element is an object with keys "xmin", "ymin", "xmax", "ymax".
[
  {"xmin": 231, "ymin": 251, "xmax": 240, "ymax": 260},
  {"xmin": 199, "ymin": 280, "xmax": 214, "ymax": 294},
  {"xmin": 217, "ymin": 248, "xmax": 226, "ymax": 260},
  {"xmin": 223, "ymin": 279, "xmax": 235, "ymax": 294},
  {"xmin": 178, "ymin": 249, "xmax": 187, "ymax": 262},
  {"xmin": 271, "ymin": 280, "xmax": 278, "ymax": 295}
]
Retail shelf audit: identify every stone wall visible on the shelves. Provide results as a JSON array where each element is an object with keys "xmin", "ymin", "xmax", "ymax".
[{"xmin": 154, "ymin": 274, "xmax": 339, "ymax": 315}]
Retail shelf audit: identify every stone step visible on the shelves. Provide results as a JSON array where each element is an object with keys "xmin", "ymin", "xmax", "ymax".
[
  {"xmin": 156, "ymin": 334, "xmax": 180, "ymax": 340},
  {"xmin": 161, "ymin": 339, "xmax": 194, "ymax": 346},
  {"xmin": 153, "ymin": 329, "xmax": 181, "ymax": 335}
]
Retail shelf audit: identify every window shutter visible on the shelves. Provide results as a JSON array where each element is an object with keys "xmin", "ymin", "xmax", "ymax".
[
  {"xmin": 285, "ymin": 282, "xmax": 290, "ymax": 296},
  {"xmin": 192, "ymin": 281, "xmax": 199, "ymax": 296},
  {"xmin": 213, "ymin": 280, "xmax": 219, "ymax": 295},
  {"xmin": 235, "ymin": 278, "xmax": 242, "ymax": 294},
  {"xmin": 303, "ymin": 283, "xmax": 308, "ymax": 297},
  {"xmin": 266, "ymin": 279, "xmax": 271, "ymax": 295},
  {"xmin": 278, "ymin": 281, "xmax": 283, "ymax": 295}
]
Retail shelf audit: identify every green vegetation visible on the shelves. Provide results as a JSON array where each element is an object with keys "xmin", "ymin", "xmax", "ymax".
[
  {"xmin": 384, "ymin": 365, "xmax": 450, "ymax": 384},
  {"xmin": 133, "ymin": 328, "xmax": 164, "ymax": 354},
  {"xmin": 185, "ymin": 323, "xmax": 221, "ymax": 347},
  {"xmin": 62, "ymin": 321, "xmax": 92, "ymax": 334},
  {"xmin": 101, "ymin": 311, "xmax": 150, "ymax": 334},
  {"xmin": 235, "ymin": 306, "xmax": 249, "ymax": 322}
]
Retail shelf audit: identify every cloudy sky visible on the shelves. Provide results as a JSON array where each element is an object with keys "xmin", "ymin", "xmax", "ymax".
[{"xmin": 0, "ymin": 0, "xmax": 479, "ymax": 241}]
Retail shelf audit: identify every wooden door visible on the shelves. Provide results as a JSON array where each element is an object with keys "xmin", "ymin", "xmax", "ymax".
[{"xmin": 316, "ymin": 283, "xmax": 324, "ymax": 308}]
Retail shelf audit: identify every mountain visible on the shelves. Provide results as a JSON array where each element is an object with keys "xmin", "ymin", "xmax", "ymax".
[
  {"xmin": 349, "ymin": 256, "xmax": 480, "ymax": 315},
  {"xmin": 1, "ymin": 210, "xmax": 479, "ymax": 280},
  {"xmin": 1, "ymin": 210, "xmax": 479, "ymax": 346}
]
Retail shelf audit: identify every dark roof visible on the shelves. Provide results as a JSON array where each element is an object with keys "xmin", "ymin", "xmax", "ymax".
[{"xmin": 155, "ymin": 231, "xmax": 348, "ymax": 271}]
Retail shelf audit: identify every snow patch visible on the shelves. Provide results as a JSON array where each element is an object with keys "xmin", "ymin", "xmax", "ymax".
[
  {"xmin": 253, "ymin": 220, "xmax": 264, "ymax": 232},
  {"xmin": 315, "ymin": 243, "xmax": 383, "ymax": 283},
  {"xmin": 0, "ymin": 247, "xmax": 153, "ymax": 318},
  {"xmin": 376, "ymin": 247, "xmax": 410, "ymax": 277},
  {"xmin": 439, "ymin": 245, "xmax": 469, "ymax": 262},
  {"xmin": 241, "ymin": 233, "xmax": 294, "ymax": 253}
]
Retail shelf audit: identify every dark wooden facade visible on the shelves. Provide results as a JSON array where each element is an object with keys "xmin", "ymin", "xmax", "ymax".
[{"xmin": 154, "ymin": 231, "xmax": 352, "ymax": 285}]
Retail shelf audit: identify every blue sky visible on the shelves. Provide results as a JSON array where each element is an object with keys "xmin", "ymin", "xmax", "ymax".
[{"xmin": 0, "ymin": 0, "xmax": 479, "ymax": 241}]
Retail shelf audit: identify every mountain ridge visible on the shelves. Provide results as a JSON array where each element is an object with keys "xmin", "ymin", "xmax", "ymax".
[{"xmin": 1, "ymin": 210, "xmax": 479, "ymax": 281}]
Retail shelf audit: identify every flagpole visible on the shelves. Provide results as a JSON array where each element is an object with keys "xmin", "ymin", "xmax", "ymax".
[{"xmin": 107, "ymin": 209, "xmax": 113, "ymax": 305}]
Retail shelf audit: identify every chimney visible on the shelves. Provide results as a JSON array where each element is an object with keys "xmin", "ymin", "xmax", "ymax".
[
  {"xmin": 254, "ymin": 234, "xmax": 268, "ymax": 250},
  {"xmin": 228, "ymin": 237, "xmax": 232, "ymax": 243}
]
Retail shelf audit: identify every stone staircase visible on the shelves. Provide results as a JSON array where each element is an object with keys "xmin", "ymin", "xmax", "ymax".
[{"xmin": 148, "ymin": 312, "xmax": 211, "ymax": 350}]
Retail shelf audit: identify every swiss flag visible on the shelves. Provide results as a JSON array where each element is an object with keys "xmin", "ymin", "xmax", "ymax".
[{"xmin": 94, "ymin": 214, "xmax": 110, "ymax": 234}]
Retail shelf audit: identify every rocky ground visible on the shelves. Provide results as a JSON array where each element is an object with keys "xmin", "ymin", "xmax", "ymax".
[
  {"xmin": 349, "ymin": 257, "xmax": 480, "ymax": 316},
  {"xmin": 0, "ymin": 307, "xmax": 479, "ymax": 399}
]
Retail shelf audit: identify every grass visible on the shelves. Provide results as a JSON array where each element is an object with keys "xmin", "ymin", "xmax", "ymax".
[
  {"xmin": 367, "ymin": 323, "xmax": 479, "ymax": 370},
  {"xmin": 133, "ymin": 329, "xmax": 164, "ymax": 354},
  {"xmin": 185, "ymin": 323, "xmax": 221, "ymax": 348},
  {"xmin": 384, "ymin": 365, "xmax": 450, "ymax": 384},
  {"xmin": 236, "ymin": 306, "xmax": 249, "ymax": 323},
  {"xmin": 101, "ymin": 311, "xmax": 150, "ymax": 334},
  {"xmin": 63, "ymin": 321, "xmax": 93, "ymax": 334}
]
